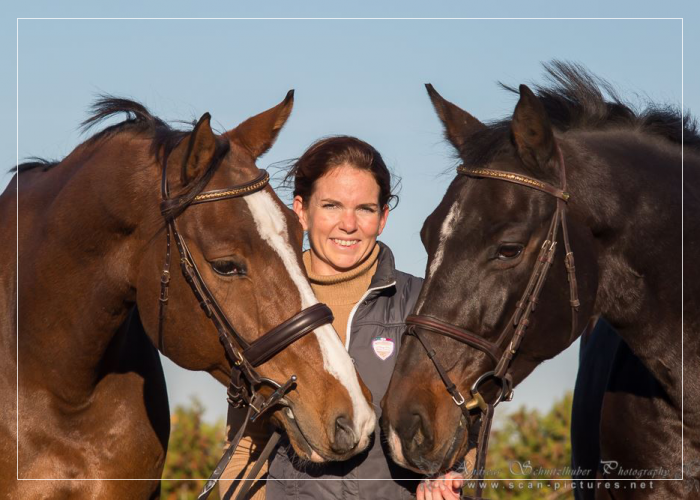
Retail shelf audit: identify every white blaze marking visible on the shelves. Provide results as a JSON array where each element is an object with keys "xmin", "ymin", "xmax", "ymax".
[
  {"xmin": 244, "ymin": 191, "xmax": 375, "ymax": 438},
  {"xmin": 416, "ymin": 201, "xmax": 461, "ymax": 313},
  {"xmin": 427, "ymin": 201, "xmax": 461, "ymax": 280}
]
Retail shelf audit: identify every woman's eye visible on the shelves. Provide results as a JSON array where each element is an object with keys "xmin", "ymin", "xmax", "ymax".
[
  {"xmin": 358, "ymin": 206, "xmax": 377, "ymax": 214},
  {"xmin": 210, "ymin": 259, "xmax": 245, "ymax": 276},
  {"xmin": 497, "ymin": 243, "xmax": 524, "ymax": 260},
  {"xmin": 322, "ymin": 203, "xmax": 338, "ymax": 209}
]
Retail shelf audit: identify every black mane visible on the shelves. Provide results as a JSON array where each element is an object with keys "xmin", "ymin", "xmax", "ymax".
[
  {"xmin": 459, "ymin": 61, "xmax": 699, "ymax": 167},
  {"xmin": 13, "ymin": 96, "xmax": 230, "ymax": 219},
  {"xmin": 14, "ymin": 96, "xmax": 193, "ymax": 174}
]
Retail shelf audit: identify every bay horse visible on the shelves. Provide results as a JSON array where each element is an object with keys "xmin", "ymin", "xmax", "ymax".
[
  {"xmin": 381, "ymin": 62, "xmax": 699, "ymax": 498},
  {"xmin": 0, "ymin": 92, "xmax": 376, "ymax": 499}
]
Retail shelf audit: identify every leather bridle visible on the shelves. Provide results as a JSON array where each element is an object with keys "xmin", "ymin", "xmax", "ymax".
[
  {"xmin": 406, "ymin": 147, "xmax": 580, "ymax": 499},
  {"xmin": 156, "ymin": 153, "xmax": 334, "ymax": 500}
]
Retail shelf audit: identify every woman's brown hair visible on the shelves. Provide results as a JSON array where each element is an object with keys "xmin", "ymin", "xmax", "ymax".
[{"xmin": 286, "ymin": 136, "xmax": 399, "ymax": 208}]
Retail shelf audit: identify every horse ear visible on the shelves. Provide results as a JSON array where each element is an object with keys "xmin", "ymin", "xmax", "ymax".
[
  {"xmin": 425, "ymin": 83, "xmax": 486, "ymax": 153},
  {"xmin": 227, "ymin": 90, "xmax": 294, "ymax": 159},
  {"xmin": 171, "ymin": 112, "xmax": 217, "ymax": 187},
  {"xmin": 511, "ymin": 85, "xmax": 555, "ymax": 170}
]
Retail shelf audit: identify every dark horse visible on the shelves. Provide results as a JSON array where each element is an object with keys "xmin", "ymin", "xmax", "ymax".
[
  {"xmin": 382, "ymin": 62, "xmax": 699, "ymax": 498},
  {"xmin": 1, "ymin": 93, "xmax": 376, "ymax": 499}
]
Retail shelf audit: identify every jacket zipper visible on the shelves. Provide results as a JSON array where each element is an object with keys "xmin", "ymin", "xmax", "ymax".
[{"xmin": 344, "ymin": 281, "xmax": 396, "ymax": 351}]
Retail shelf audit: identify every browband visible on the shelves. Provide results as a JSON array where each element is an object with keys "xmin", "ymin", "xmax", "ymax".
[
  {"xmin": 457, "ymin": 166, "xmax": 570, "ymax": 202},
  {"xmin": 191, "ymin": 170, "xmax": 270, "ymax": 205}
]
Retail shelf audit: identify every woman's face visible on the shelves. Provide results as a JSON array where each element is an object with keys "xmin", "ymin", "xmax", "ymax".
[{"xmin": 293, "ymin": 164, "xmax": 389, "ymax": 276}]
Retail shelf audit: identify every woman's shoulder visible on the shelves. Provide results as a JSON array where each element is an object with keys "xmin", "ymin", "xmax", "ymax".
[
  {"xmin": 372, "ymin": 243, "xmax": 423, "ymax": 314},
  {"xmin": 375, "ymin": 242, "xmax": 423, "ymax": 289},
  {"xmin": 393, "ymin": 268, "xmax": 423, "ymax": 294},
  {"xmin": 393, "ymin": 269, "xmax": 423, "ymax": 313}
]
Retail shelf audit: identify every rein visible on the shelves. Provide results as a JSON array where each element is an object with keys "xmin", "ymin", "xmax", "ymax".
[
  {"xmin": 157, "ymin": 160, "xmax": 333, "ymax": 500},
  {"xmin": 406, "ymin": 147, "xmax": 580, "ymax": 499}
]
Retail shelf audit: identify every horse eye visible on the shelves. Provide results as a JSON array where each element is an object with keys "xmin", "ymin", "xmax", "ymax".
[
  {"xmin": 210, "ymin": 259, "xmax": 245, "ymax": 276},
  {"xmin": 497, "ymin": 243, "xmax": 524, "ymax": 260}
]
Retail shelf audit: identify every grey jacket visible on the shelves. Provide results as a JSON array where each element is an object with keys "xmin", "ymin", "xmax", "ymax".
[{"xmin": 266, "ymin": 243, "xmax": 424, "ymax": 500}]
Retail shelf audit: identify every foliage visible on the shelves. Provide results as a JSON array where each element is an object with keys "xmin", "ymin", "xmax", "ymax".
[
  {"xmin": 161, "ymin": 397, "xmax": 226, "ymax": 500},
  {"xmin": 159, "ymin": 393, "xmax": 576, "ymax": 499},
  {"xmin": 463, "ymin": 392, "xmax": 575, "ymax": 500}
]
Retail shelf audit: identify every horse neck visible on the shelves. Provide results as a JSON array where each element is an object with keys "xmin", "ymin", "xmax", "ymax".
[
  {"xmin": 565, "ymin": 128, "xmax": 687, "ymax": 403},
  {"xmin": 18, "ymin": 134, "xmax": 160, "ymax": 403}
]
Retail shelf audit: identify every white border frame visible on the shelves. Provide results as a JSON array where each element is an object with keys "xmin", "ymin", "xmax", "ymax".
[{"xmin": 14, "ymin": 16, "xmax": 685, "ymax": 485}]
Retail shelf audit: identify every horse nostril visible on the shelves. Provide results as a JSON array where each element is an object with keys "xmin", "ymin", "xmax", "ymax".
[
  {"xmin": 405, "ymin": 410, "xmax": 432, "ymax": 453},
  {"xmin": 331, "ymin": 415, "xmax": 358, "ymax": 454}
]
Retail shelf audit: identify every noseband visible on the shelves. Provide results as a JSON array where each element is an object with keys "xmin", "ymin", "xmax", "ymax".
[
  {"xmin": 406, "ymin": 147, "xmax": 579, "ymax": 498},
  {"xmin": 157, "ymin": 156, "xmax": 333, "ymax": 500}
]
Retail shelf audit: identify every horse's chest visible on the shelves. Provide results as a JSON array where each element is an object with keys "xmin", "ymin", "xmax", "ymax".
[{"xmin": 19, "ymin": 371, "xmax": 166, "ymax": 495}]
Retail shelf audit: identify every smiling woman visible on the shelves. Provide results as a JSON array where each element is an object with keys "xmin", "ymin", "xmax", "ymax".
[{"xmin": 219, "ymin": 136, "xmax": 438, "ymax": 499}]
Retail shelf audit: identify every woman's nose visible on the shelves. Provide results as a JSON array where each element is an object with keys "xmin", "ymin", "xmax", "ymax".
[{"xmin": 339, "ymin": 210, "xmax": 358, "ymax": 232}]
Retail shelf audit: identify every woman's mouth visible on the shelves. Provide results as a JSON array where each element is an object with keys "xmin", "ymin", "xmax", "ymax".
[{"xmin": 331, "ymin": 238, "xmax": 360, "ymax": 248}]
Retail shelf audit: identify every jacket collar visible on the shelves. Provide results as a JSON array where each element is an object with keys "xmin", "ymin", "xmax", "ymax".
[{"xmin": 368, "ymin": 241, "xmax": 397, "ymax": 290}]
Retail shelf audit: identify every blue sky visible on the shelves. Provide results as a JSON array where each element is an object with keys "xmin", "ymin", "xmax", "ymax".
[{"xmin": 4, "ymin": 2, "xmax": 697, "ymax": 423}]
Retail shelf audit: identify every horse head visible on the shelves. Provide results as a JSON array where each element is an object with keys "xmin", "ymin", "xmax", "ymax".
[
  {"xmin": 382, "ymin": 84, "xmax": 598, "ymax": 474},
  {"xmin": 131, "ymin": 93, "xmax": 375, "ymax": 462}
]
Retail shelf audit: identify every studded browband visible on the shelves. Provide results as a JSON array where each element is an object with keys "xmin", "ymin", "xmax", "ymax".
[{"xmin": 457, "ymin": 166, "xmax": 570, "ymax": 201}]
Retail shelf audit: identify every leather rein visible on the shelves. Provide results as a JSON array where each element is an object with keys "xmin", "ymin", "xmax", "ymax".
[
  {"xmin": 156, "ymin": 157, "xmax": 333, "ymax": 500},
  {"xmin": 405, "ymin": 147, "xmax": 580, "ymax": 499}
]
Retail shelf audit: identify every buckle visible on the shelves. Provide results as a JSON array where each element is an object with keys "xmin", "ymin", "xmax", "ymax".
[
  {"xmin": 250, "ymin": 375, "xmax": 297, "ymax": 422},
  {"xmin": 470, "ymin": 371, "xmax": 511, "ymax": 409}
]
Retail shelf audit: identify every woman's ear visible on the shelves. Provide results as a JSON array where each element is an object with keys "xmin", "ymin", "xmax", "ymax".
[
  {"xmin": 377, "ymin": 204, "xmax": 389, "ymax": 236},
  {"xmin": 292, "ymin": 195, "xmax": 309, "ymax": 231}
]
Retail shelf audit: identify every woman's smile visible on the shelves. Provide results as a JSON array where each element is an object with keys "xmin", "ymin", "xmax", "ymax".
[{"xmin": 331, "ymin": 238, "xmax": 360, "ymax": 248}]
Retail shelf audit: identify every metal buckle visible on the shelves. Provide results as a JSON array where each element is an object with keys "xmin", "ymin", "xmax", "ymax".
[
  {"xmin": 470, "ymin": 371, "xmax": 511, "ymax": 409},
  {"xmin": 250, "ymin": 375, "xmax": 297, "ymax": 422},
  {"xmin": 232, "ymin": 349, "xmax": 245, "ymax": 367}
]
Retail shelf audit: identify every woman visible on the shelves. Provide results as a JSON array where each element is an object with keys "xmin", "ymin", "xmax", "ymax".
[{"xmin": 220, "ymin": 136, "xmax": 463, "ymax": 500}]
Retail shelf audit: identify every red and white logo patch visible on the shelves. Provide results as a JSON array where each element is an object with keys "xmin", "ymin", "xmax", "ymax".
[{"xmin": 372, "ymin": 337, "xmax": 395, "ymax": 361}]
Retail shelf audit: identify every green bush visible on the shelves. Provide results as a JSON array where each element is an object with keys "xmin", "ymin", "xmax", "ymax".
[
  {"xmin": 463, "ymin": 391, "xmax": 574, "ymax": 499},
  {"xmin": 161, "ymin": 397, "xmax": 226, "ymax": 500},
  {"xmin": 160, "ymin": 393, "xmax": 575, "ymax": 499}
]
